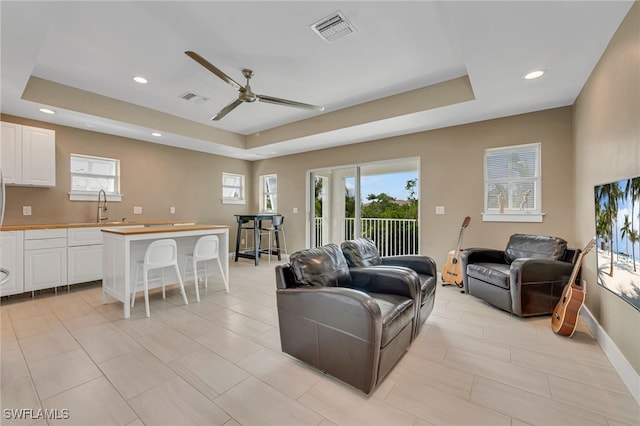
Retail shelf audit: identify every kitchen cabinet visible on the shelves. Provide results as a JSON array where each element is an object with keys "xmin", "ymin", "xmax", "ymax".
[
  {"xmin": 0, "ymin": 231, "xmax": 24, "ymax": 296},
  {"xmin": 67, "ymin": 227, "xmax": 103, "ymax": 284},
  {"xmin": 1, "ymin": 122, "xmax": 56, "ymax": 187},
  {"xmin": 24, "ymin": 229, "xmax": 67, "ymax": 291}
]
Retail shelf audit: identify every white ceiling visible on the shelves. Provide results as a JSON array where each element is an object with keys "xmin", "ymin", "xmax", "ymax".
[{"xmin": 1, "ymin": 1, "xmax": 633, "ymax": 160}]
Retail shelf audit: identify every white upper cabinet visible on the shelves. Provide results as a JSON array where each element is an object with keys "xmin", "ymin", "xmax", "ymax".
[
  {"xmin": 1, "ymin": 122, "xmax": 22, "ymax": 184},
  {"xmin": 1, "ymin": 122, "xmax": 56, "ymax": 187}
]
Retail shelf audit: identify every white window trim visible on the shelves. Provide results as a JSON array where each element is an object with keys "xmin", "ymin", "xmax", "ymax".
[
  {"xmin": 69, "ymin": 192, "xmax": 123, "ymax": 202},
  {"xmin": 222, "ymin": 172, "xmax": 246, "ymax": 205},
  {"xmin": 482, "ymin": 142, "xmax": 543, "ymax": 223},
  {"xmin": 259, "ymin": 174, "xmax": 278, "ymax": 213},
  {"xmin": 69, "ymin": 153, "xmax": 122, "ymax": 202}
]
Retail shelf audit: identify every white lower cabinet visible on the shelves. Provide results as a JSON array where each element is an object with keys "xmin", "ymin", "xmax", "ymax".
[
  {"xmin": 67, "ymin": 227, "xmax": 103, "ymax": 284},
  {"xmin": 68, "ymin": 244, "xmax": 102, "ymax": 284},
  {"xmin": 0, "ymin": 231, "xmax": 24, "ymax": 296},
  {"xmin": 24, "ymin": 229, "xmax": 67, "ymax": 292}
]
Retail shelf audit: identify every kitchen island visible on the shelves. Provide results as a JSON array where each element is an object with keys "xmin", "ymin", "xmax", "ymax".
[{"xmin": 101, "ymin": 224, "xmax": 229, "ymax": 318}]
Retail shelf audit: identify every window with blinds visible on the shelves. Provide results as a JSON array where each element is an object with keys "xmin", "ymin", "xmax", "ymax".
[
  {"xmin": 69, "ymin": 153, "xmax": 122, "ymax": 201},
  {"xmin": 222, "ymin": 172, "xmax": 246, "ymax": 204},
  {"xmin": 483, "ymin": 143, "xmax": 542, "ymax": 222}
]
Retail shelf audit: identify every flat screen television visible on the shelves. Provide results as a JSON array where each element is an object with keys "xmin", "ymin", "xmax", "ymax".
[{"xmin": 594, "ymin": 175, "xmax": 640, "ymax": 311}]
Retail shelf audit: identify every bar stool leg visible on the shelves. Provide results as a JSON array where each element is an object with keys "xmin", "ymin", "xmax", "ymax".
[
  {"xmin": 143, "ymin": 268, "xmax": 151, "ymax": 318},
  {"xmin": 175, "ymin": 264, "xmax": 188, "ymax": 305}
]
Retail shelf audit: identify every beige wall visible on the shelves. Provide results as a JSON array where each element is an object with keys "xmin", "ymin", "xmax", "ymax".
[
  {"xmin": 252, "ymin": 106, "xmax": 575, "ymax": 268},
  {"xmin": 573, "ymin": 2, "xmax": 640, "ymax": 374},
  {"xmin": 1, "ymin": 114, "xmax": 251, "ymax": 230}
]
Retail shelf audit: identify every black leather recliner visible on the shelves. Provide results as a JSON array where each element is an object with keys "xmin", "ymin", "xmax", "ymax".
[
  {"xmin": 340, "ymin": 238, "xmax": 437, "ymax": 339},
  {"xmin": 460, "ymin": 233, "xmax": 580, "ymax": 317},
  {"xmin": 275, "ymin": 243, "xmax": 418, "ymax": 394}
]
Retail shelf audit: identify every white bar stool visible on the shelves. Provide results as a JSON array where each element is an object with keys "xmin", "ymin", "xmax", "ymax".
[
  {"xmin": 184, "ymin": 235, "xmax": 229, "ymax": 302},
  {"xmin": 131, "ymin": 239, "xmax": 188, "ymax": 317}
]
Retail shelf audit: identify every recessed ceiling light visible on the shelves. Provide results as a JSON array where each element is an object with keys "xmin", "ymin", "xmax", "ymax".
[
  {"xmin": 133, "ymin": 76, "xmax": 148, "ymax": 84},
  {"xmin": 38, "ymin": 108, "xmax": 56, "ymax": 114},
  {"xmin": 151, "ymin": 132, "xmax": 162, "ymax": 137},
  {"xmin": 524, "ymin": 70, "xmax": 545, "ymax": 80}
]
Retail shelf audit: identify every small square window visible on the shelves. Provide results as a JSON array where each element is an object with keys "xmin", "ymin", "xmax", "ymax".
[
  {"xmin": 69, "ymin": 154, "xmax": 122, "ymax": 201},
  {"xmin": 483, "ymin": 143, "xmax": 543, "ymax": 222}
]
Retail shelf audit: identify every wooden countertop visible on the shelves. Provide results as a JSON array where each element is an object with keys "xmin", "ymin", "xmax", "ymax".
[
  {"xmin": 0, "ymin": 220, "xmax": 196, "ymax": 231},
  {"xmin": 101, "ymin": 224, "xmax": 228, "ymax": 235}
]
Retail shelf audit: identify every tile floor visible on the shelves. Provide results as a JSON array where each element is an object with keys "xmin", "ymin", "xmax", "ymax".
[{"xmin": 1, "ymin": 259, "xmax": 638, "ymax": 426}]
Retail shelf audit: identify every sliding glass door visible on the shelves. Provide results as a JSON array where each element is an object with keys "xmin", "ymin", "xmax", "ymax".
[
  {"xmin": 309, "ymin": 158, "xmax": 419, "ymax": 255},
  {"xmin": 310, "ymin": 166, "xmax": 358, "ymax": 248}
]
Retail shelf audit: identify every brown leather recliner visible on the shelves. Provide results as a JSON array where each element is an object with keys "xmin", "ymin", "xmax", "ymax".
[
  {"xmin": 275, "ymin": 243, "xmax": 417, "ymax": 394},
  {"xmin": 460, "ymin": 233, "xmax": 580, "ymax": 317},
  {"xmin": 340, "ymin": 238, "xmax": 437, "ymax": 339}
]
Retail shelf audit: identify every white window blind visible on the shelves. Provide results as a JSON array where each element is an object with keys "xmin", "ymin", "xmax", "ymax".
[
  {"xmin": 222, "ymin": 172, "xmax": 245, "ymax": 204},
  {"xmin": 69, "ymin": 154, "xmax": 122, "ymax": 201},
  {"xmin": 483, "ymin": 143, "xmax": 543, "ymax": 222}
]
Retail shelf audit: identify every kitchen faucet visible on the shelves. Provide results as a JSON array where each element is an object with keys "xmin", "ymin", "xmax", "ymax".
[{"xmin": 97, "ymin": 189, "xmax": 108, "ymax": 223}]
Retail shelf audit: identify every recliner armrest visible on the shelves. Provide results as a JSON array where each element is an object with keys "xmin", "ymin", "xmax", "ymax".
[
  {"xmin": 510, "ymin": 258, "xmax": 575, "ymax": 284},
  {"xmin": 348, "ymin": 266, "xmax": 420, "ymax": 300},
  {"xmin": 460, "ymin": 248, "xmax": 506, "ymax": 293},
  {"xmin": 381, "ymin": 255, "xmax": 437, "ymax": 277},
  {"xmin": 276, "ymin": 286, "xmax": 382, "ymax": 342}
]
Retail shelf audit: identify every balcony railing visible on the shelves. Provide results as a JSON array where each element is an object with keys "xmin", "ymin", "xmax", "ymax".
[{"xmin": 314, "ymin": 217, "xmax": 419, "ymax": 256}]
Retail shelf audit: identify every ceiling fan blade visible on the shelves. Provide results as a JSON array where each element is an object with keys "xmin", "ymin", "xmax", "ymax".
[
  {"xmin": 212, "ymin": 98, "xmax": 243, "ymax": 121},
  {"xmin": 185, "ymin": 51, "xmax": 242, "ymax": 91},
  {"xmin": 257, "ymin": 94, "xmax": 325, "ymax": 112}
]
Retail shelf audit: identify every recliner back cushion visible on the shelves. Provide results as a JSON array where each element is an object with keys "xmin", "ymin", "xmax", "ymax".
[
  {"xmin": 341, "ymin": 238, "xmax": 382, "ymax": 267},
  {"xmin": 290, "ymin": 243, "xmax": 352, "ymax": 287},
  {"xmin": 504, "ymin": 234, "xmax": 567, "ymax": 264}
]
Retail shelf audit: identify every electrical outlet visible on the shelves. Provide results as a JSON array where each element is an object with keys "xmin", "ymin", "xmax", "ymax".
[
  {"xmin": 170, "ymin": 207, "xmax": 175, "ymax": 214},
  {"xmin": 241, "ymin": 239, "xmax": 245, "ymax": 245},
  {"xmin": 133, "ymin": 206, "xmax": 142, "ymax": 214},
  {"xmin": 23, "ymin": 206, "xmax": 32, "ymax": 216},
  {"xmin": 435, "ymin": 206, "xmax": 445, "ymax": 215},
  {"xmin": 293, "ymin": 207, "xmax": 298, "ymax": 214}
]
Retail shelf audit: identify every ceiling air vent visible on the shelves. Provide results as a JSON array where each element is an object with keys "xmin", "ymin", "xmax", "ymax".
[
  {"xmin": 311, "ymin": 11, "xmax": 357, "ymax": 42},
  {"xmin": 179, "ymin": 91, "xmax": 210, "ymax": 105}
]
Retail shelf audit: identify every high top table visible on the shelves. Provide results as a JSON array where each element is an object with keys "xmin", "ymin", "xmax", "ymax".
[
  {"xmin": 101, "ymin": 224, "xmax": 229, "ymax": 318},
  {"xmin": 234, "ymin": 214, "xmax": 283, "ymax": 266}
]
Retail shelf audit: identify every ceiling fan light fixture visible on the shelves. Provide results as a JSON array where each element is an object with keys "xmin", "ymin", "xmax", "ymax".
[{"xmin": 311, "ymin": 11, "xmax": 357, "ymax": 42}]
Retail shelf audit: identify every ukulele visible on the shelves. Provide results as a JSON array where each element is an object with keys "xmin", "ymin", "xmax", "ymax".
[
  {"xmin": 551, "ymin": 238, "xmax": 596, "ymax": 337},
  {"xmin": 441, "ymin": 216, "xmax": 471, "ymax": 287}
]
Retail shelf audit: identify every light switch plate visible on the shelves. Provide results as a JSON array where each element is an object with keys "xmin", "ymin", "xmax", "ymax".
[
  {"xmin": 23, "ymin": 206, "xmax": 32, "ymax": 216},
  {"xmin": 133, "ymin": 206, "xmax": 142, "ymax": 214},
  {"xmin": 170, "ymin": 207, "xmax": 175, "ymax": 214},
  {"xmin": 293, "ymin": 207, "xmax": 298, "ymax": 214},
  {"xmin": 435, "ymin": 206, "xmax": 445, "ymax": 215}
]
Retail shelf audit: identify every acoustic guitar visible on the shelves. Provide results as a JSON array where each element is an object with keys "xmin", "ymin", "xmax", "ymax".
[
  {"xmin": 551, "ymin": 237, "xmax": 596, "ymax": 337},
  {"xmin": 441, "ymin": 216, "xmax": 471, "ymax": 287}
]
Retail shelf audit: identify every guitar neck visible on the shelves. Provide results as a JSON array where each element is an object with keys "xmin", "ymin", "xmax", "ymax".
[
  {"xmin": 454, "ymin": 228, "xmax": 465, "ymax": 253},
  {"xmin": 568, "ymin": 252, "xmax": 585, "ymax": 287},
  {"xmin": 567, "ymin": 238, "xmax": 595, "ymax": 288}
]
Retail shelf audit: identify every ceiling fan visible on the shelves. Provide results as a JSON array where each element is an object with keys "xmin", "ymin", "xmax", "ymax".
[{"xmin": 185, "ymin": 51, "xmax": 325, "ymax": 121}]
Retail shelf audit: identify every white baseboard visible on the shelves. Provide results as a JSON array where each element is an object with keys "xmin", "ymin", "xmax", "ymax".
[{"xmin": 580, "ymin": 306, "xmax": 640, "ymax": 405}]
